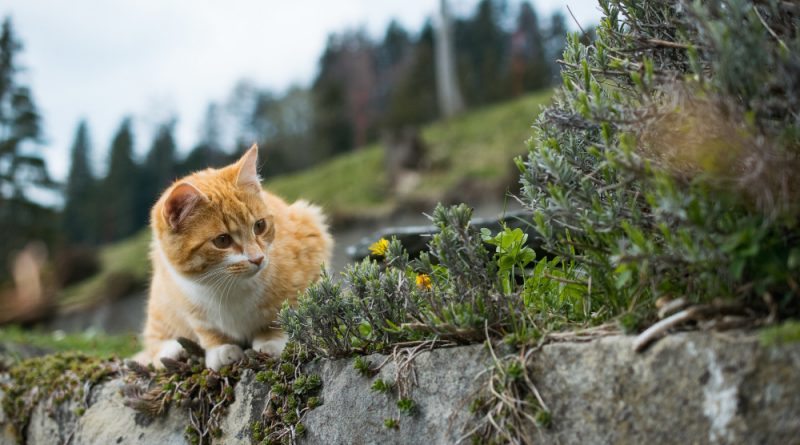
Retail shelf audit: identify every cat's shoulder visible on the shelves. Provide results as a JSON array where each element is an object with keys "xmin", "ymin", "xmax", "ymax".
[
  {"xmin": 261, "ymin": 189, "xmax": 330, "ymax": 237},
  {"xmin": 287, "ymin": 199, "xmax": 327, "ymax": 227}
]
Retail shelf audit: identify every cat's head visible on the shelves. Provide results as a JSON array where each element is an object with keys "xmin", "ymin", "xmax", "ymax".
[{"xmin": 152, "ymin": 145, "xmax": 275, "ymax": 281}]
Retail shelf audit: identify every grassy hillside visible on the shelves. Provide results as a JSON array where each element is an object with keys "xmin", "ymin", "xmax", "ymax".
[
  {"xmin": 57, "ymin": 90, "xmax": 553, "ymax": 310},
  {"xmin": 269, "ymin": 90, "xmax": 553, "ymax": 221},
  {"xmin": 59, "ymin": 229, "xmax": 151, "ymax": 311}
]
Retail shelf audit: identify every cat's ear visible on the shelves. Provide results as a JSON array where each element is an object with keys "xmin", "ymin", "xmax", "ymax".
[
  {"xmin": 235, "ymin": 144, "xmax": 261, "ymax": 192},
  {"xmin": 163, "ymin": 182, "xmax": 206, "ymax": 230}
]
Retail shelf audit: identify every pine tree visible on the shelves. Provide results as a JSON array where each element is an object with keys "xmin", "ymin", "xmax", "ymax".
[
  {"xmin": 311, "ymin": 35, "xmax": 355, "ymax": 158},
  {"xmin": 139, "ymin": 120, "xmax": 177, "ymax": 224},
  {"xmin": 510, "ymin": 2, "xmax": 550, "ymax": 94},
  {"xmin": 543, "ymin": 11, "xmax": 567, "ymax": 83},
  {"xmin": 100, "ymin": 118, "xmax": 139, "ymax": 242},
  {"xmin": 456, "ymin": 0, "xmax": 511, "ymax": 105},
  {"xmin": 249, "ymin": 87, "xmax": 314, "ymax": 177},
  {"xmin": 179, "ymin": 103, "xmax": 230, "ymax": 176},
  {"xmin": 384, "ymin": 22, "xmax": 440, "ymax": 128},
  {"xmin": 0, "ymin": 17, "xmax": 57, "ymax": 279},
  {"xmin": 62, "ymin": 120, "xmax": 97, "ymax": 245},
  {"xmin": 375, "ymin": 20, "xmax": 413, "ymax": 120}
]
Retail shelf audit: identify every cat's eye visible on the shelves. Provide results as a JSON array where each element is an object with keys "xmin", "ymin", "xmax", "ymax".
[
  {"xmin": 213, "ymin": 234, "xmax": 233, "ymax": 249},
  {"xmin": 254, "ymin": 219, "xmax": 267, "ymax": 235}
]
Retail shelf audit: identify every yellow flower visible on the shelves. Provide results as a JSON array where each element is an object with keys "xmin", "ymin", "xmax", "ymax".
[
  {"xmin": 369, "ymin": 238, "xmax": 390, "ymax": 257},
  {"xmin": 416, "ymin": 273, "xmax": 432, "ymax": 290}
]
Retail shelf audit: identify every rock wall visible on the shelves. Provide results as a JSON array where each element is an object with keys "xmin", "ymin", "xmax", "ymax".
[{"xmin": 2, "ymin": 331, "xmax": 799, "ymax": 444}]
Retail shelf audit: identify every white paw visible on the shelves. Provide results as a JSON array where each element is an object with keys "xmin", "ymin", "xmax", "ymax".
[
  {"xmin": 205, "ymin": 344, "xmax": 244, "ymax": 371},
  {"xmin": 252, "ymin": 334, "xmax": 288, "ymax": 357},
  {"xmin": 155, "ymin": 340, "xmax": 186, "ymax": 367},
  {"xmin": 131, "ymin": 350, "xmax": 150, "ymax": 366}
]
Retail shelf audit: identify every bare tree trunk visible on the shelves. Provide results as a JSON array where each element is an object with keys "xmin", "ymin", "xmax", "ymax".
[{"xmin": 434, "ymin": 0, "xmax": 465, "ymax": 117}]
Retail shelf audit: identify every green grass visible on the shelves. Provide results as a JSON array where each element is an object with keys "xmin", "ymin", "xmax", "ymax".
[
  {"xmin": 266, "ymin": 90, "xmax": 554, "ymax": 220},
  {"xmin": 411, "ymin": 90, "xmax": 553, "ymax": 202},
  {"xmin": 266, "ymin": 144, "xmax": 392, "ymax": 221},
  {"xmin": 760, "ymin": 321, "xmax": 800, "ymax": 346},
  {"xmin": 59, "ymin": 90, "xmax": 553, "ymax": 310},
  {"xmin": 0, "ymin": 325, "xmax": 140, "ymax": 359}
]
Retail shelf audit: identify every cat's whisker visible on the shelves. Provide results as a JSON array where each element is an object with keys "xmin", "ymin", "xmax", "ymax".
[
  {"xmin": 199, "ymin": 271, "xmax": 223, "ymax": 291},
  {"xmin": 196, "ymin": 268, "xmax": 226, "ymax": 283},
  {"xmin": 209, "ymin": 274, "xmax": 232, "ymax": 302},
  {"xmin": 217, "ymin": 274, "xmax": 237, "ymax": 322}
]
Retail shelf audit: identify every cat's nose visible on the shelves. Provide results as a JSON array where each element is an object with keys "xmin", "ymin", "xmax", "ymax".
[{"xmin": 248, "ymin": 255, "xmax": 265, "ymax": 266}]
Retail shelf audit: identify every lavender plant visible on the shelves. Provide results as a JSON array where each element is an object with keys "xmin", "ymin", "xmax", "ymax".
[
  {"xmin": 520, "ymin": 0, "xmax": 800, "ymax": 322},
  {"xmin": 280, "ymin": 204, "xmax": 585, "ymax": 357}
]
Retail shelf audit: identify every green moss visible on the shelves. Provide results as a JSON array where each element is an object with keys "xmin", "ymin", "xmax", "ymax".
[
  {"xmin": 1, "ymin": 352, "xmax": 119, "ymax": 441},
  {"xmin": 242, "ymin": 342, "xmax": 322, "ymax": 444},
  {"xmin": 125, "ymin": 348, "xmax": 240, "ymax": 444},
  {"xmin": 760, "ymin": 321, "xmax": 800, "ymax": 346}
]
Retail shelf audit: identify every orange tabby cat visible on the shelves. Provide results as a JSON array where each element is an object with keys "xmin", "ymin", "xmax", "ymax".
[{"xmin": 135, "ymin": 145, "xmax": 332, "ymax": 370}]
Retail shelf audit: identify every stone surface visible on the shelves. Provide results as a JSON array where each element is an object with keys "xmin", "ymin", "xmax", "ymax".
[
  {"xmin": 1, "ymin": 331, "xmax": 799, "ymax": 445},
  {"xmin": 303, "ymin": 345, "xmax": 488, "ymax": 445},
  {"xmin": 66, "ymin": 380, "xmax": 186, "ymax": 445},
  {"xmin": 530, "ymin": 332, "xmax": 800, "ymax": 445},
  {"xmin": 218, "ymin": 370, "xmax": 269, "ymax": 444}
]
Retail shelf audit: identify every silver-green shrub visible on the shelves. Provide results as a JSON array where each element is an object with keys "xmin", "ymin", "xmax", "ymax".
[{"xmin": 520, "ymin": 0, "xmax": 799, "ymax": 320}]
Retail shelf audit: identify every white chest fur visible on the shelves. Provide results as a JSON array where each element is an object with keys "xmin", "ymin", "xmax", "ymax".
[{"xmin": 155, "ymin": 240, "xmax": 271, "ymax": 342}]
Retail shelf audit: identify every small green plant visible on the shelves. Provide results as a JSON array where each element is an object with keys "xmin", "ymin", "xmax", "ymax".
[
  {"xmin": 383, "ymin": 418, "xmax": 399, "ymax": 430},
  {"xmin": 534, "ymin": 409, "xmax": 552, "ymax": 428},
  {"xmin": 481, "ymin": 226, "xmax": 537, "ymax": 295},
  {"xmin": 370, "ymin": 378, "xmax": 394, "ymax": 394},
  {"xmin": 250, "ymin": 342, "xmax": 321, "ymax": 444},
  {"xmin": 468, "ymin": 397, "xmax": 485, "ymax": 414},
  {"xmin": 396, "ymin": 397, "xmax": 416, "ymax": 416},
  {"xmin": 123, "ymin": 339, "xmax": 321, "ymax": 445},
  {"xmin": 281, "ymin": 203, "xmax": 591, "ymax": 361},
  {"xmin": 353, "ymin": 355, "xmax": 377, "ymax": 377},
  {"xmin": 123, "ymin": 350, "xmax": 239, "ymax": 444}
]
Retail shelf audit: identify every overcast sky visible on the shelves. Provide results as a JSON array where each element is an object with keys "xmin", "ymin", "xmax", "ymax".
[{"xmin": 2, "ymin": 0, "xmax": 602, "ymax": 182}]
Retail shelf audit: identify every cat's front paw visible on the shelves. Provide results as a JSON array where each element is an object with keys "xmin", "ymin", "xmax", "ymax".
[
  {"xmin": 154, "ymin": 340, "xmax": 186, "ymax": 368},
  {"xmin": 252, "ymin": 334, "xmax": 288, "ymax": 357},
  {"xmin": 205, "ymin": 344, "xmax": 244, "ymax": 371}
]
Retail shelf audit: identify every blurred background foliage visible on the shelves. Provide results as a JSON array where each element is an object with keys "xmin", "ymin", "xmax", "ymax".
[{"xmin": 0, "ymin": 0, "xmax": 583, "ymax": 338}]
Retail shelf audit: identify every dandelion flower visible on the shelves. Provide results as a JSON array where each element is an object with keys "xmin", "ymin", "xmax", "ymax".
[
  {"xmin": 416, "ymin": 273, "xmax": 432, "ymax": 290},
  {"xmin": 369, "ymin": 238, "xmax": 390, "ymax": 257}
]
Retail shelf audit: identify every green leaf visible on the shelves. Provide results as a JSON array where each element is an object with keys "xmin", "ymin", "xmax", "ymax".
[
  {"xmin": 789, "ymin": 249, "xmax": 800, "ymax": 270},
  {"xmin": 615, "ymin": 268, "xmax": 632, "ymax": 289}
]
